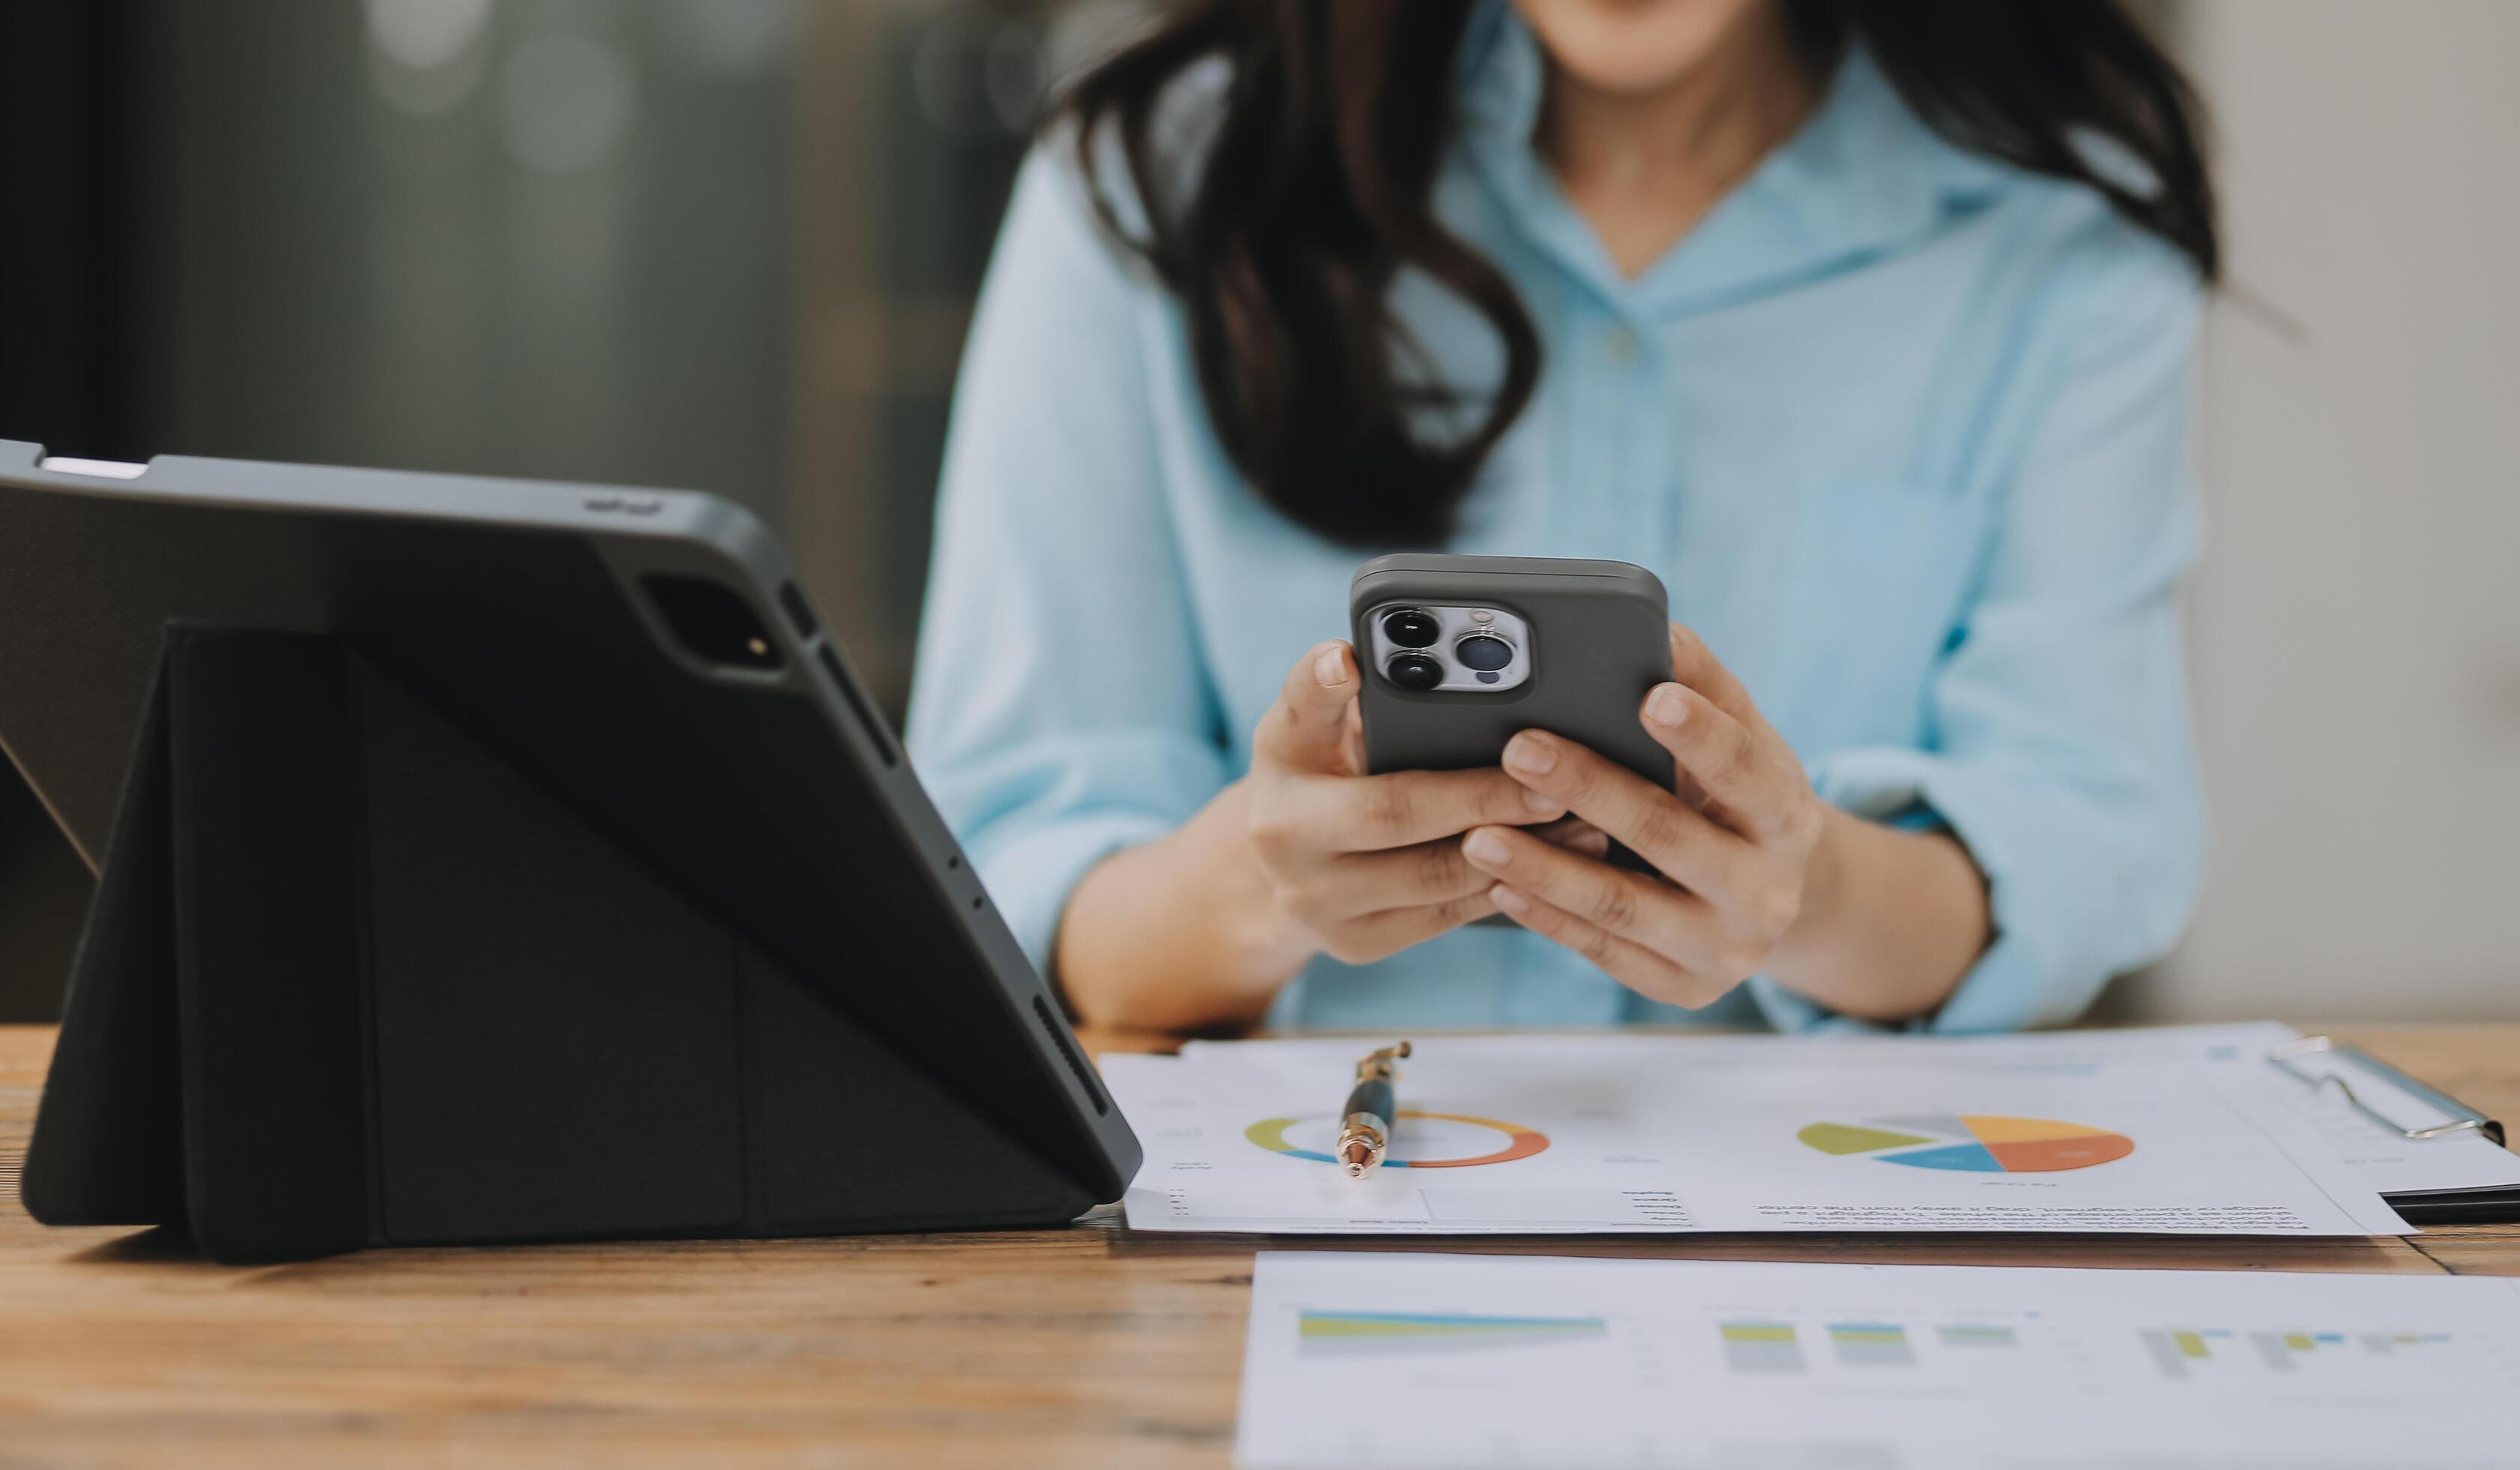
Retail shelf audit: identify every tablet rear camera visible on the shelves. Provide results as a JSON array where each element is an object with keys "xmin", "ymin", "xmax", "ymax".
[
  {"xmin": 1381, "ymin": 608, "xmax": 1441, "ymax": 649},
  {"xmin": 1456, "ymin": 634, "xmax": 1515, "ymax": 673},
  {"xmin": 1386, "ymin": 652, "xmax": 1444, "ymax": 691},
  {"xmin": 642, "ymin": 574, "xmax": 784, "ymax": 671}
]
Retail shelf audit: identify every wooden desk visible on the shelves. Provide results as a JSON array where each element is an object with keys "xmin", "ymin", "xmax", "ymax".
[{"xmin": 3, "ymin": 1022, "xmax": 2515, "ymax": 1466}]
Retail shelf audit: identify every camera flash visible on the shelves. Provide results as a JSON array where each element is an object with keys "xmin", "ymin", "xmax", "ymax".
[{"xmin": 1470, "ymin": 609, "xmax": 1495, "ymax": 624}]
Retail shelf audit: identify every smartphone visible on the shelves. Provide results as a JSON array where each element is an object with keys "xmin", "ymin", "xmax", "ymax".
[{"xmin": 1349, "ymin": 552, "xmax": 1676, "ymax": 804}]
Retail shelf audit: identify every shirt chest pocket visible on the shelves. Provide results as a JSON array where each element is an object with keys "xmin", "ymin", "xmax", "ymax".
[{"xmin": 1768, "ymin": 478, "xmax": 1989, "ymax": 752}]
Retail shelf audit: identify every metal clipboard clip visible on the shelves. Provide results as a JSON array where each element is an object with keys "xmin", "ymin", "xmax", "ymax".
[{"xmin": 2269, "ymin": 1036, "xmax": 2506, "ymax": 1143}]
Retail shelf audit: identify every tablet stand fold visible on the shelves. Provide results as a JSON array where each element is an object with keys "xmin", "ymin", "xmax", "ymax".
[{"xmin": 22, "ymin": 627, "xmax": 1096, "ymax": 1263}]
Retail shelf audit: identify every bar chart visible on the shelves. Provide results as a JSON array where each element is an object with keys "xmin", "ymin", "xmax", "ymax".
[
  {"xmin": 1717, "ymin": 1320, "xmax": 1804, "ymax": 1374},
  {"xmin": 1244, "ymin": 1256, "xmax": 2520, "ymax": 1469},
  {"xmin": 1828, "ymin": 1322, "xmax": 1918, "ymax": 1367},
  {"xmin": 2142, "ymin": 1323, "xmax": 2464, "ymax": 1380}
]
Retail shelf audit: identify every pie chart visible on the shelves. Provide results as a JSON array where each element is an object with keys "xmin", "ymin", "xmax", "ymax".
[
  {"xmin": 1798, "ymin": 1114, "xmax": 2134, "ymax": 1172},
  {"xmin": 1244, "ymin": 1111, "xmax": 1550, "ymax": 1168}
]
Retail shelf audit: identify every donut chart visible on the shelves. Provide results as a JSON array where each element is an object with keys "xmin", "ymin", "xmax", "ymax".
[
  {"xmin": 1245, "ymin": 1110, "xmax": 1550, "ymax": 1168},
  {"xmin": 1798, "ymin": 1114, "xmax": 2134, "ymax": 1173}
]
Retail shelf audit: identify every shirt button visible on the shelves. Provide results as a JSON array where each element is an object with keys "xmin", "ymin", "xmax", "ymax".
[{"xmin": 1606, "ymin": 326, "xmax": 1642, "ymax": 365}]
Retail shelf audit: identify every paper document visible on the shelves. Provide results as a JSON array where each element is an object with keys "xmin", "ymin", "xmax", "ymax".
[
  {"xmin": 1239, "ymin": 1252, "xmax": 2520, "ymax": 1469},
  {"xmin": 1108, "ymin": 1033, "xmax": 2410, "ymax": 1236},
  {"xmin": 1910, "ymin": 1022, "xmax": 2520, "ymax": 1199},
  {"xmin": 2178, "ymin": 1024, "xmax": 2520, "ymax": 1198}
]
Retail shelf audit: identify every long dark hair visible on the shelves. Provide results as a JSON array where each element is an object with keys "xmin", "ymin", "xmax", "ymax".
[{"xmin": 1062, "ymin": 2, "xmax": 2216, "ymax": 546}]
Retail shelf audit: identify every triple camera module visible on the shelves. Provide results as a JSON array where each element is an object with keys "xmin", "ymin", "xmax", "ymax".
[{"xmin": 1370, "ymin": 604, "xmax": 1532, "ymax": 694}]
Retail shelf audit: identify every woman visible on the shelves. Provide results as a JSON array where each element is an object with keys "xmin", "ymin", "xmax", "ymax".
[{"xmin": 908, "ymin": 0, "xmax": 2213, "ymax": 1036}]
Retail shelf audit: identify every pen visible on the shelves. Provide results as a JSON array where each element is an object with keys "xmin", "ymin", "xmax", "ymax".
[{"xmin": 1336, "ymin": 1041, "xmax": 1412, "ymax": 1178}]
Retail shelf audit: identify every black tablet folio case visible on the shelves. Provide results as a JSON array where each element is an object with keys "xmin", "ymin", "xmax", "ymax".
[{"xmin": 23, "ymin": 626, "xmax": 1102, "ymax": 1263}]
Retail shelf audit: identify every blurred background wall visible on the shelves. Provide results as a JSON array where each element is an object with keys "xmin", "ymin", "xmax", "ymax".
[
  {"xmin": 0, "ymin": 0, "xmax": 2510, "ymax": 1023},
  {"xmin": 2130, "ymin": 0, "xmax": 2520, "ymax": 1022}
]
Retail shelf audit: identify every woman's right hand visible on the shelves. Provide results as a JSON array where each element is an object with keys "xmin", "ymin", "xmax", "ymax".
[
  {"xmin": 1243, "ymin": 640, "xmax": 1583, "ymax": 965},
  {"xmin": 1055, "ymin": 639, "xmax": 1597, "ymax": 1032}
]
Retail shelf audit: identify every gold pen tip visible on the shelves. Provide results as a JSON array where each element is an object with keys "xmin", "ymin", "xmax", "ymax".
[{"xmin": 1340, "ymin": 1139, "xmax": 1375, "ymax": 1176}]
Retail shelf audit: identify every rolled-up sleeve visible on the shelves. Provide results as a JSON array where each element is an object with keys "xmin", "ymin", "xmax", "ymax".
[
  {"xmin": 1750, "ymin": 238, "xmax": 2209, "ymax": 1034},
  {"xmin": 904, "ymin": 150, "xmax": 1229, "ymax": 974}
]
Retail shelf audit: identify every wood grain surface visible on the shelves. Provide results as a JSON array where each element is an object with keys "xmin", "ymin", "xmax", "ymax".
[{"xmin": 2, "ymin": 1022, "xmax": 2513, "ymax": 1467}]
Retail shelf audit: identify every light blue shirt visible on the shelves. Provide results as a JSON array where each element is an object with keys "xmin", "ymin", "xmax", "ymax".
[{"xmin": 907, "ymin": 8, "xmax": 2206, "ymax": 1034}]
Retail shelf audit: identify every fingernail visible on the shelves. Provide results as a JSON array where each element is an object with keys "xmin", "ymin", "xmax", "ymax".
[
  {"xmin": 1489, "ymin": 884, "xmax": 1530, "ymax": 914},
  {"xmin": 1503, "ymin": 732, "xmax": 1556, "ymax": 776},
  {"xmin": 1314, "ymin": 646, "xmax": 1348, "ymax": 686},
  {"xmin": 1523, "ymin": 788, "xmax": 1565, "ymax": 818},
  {"xmin": 1645, "ymin": 685, "xmax": 1688, "ymax": 727},
  {"xmin": 1462, "ymin": 828, "xmax": 1512, "ymax": 866}
]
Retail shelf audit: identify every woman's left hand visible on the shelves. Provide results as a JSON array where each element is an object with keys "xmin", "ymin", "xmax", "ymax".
[{"xmin": 1458, "ymin": 624, "xmax": 1835, "ymax": 1008}]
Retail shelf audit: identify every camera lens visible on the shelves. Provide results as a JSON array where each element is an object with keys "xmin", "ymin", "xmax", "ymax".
[
  {"xmin": 1381, "ymin": 608, "xmax": 1441, "ymax": 649},
  {"xmin": 1456, "ymin": 634, "xmax": 1514, "ymax": 673},
  {"xmin": 1386, "ymin": 652, "xmax": 1444, "ymax": 691},
  {"xmin": 642, "ymin": 573, "xmax": 784, "ymax": 670}
]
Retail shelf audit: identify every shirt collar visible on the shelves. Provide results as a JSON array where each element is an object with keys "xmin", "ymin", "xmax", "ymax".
[{"xmin": 1454, "ymin": 0, "xmax": 2014, "ymax": 317}]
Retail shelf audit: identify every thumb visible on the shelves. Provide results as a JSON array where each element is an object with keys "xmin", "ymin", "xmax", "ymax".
[{"xmin": 1255, "ymin": 640, "xmax": 1360, "ymax": 774}]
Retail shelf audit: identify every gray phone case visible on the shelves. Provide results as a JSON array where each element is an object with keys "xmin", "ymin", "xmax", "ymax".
[{"xmin": 1349, "ymin": 554, "xmax": 1676, "ymax": 790}]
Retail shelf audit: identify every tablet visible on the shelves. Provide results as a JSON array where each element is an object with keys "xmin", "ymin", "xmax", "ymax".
[{"xmin": 0, "ymin": 441, "xmax": 1140, "ymax": 1253}]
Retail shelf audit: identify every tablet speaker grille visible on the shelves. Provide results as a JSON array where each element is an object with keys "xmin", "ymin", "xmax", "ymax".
[
  {"xmin": 817, "ymin": 644, "xmax": 899, "ymax": 768},
  {"xmin": 1033, "ymin": 994, "xmax": 1108, "ymax": 1116},
  {"xmin": 776, "ymin": 582, "xmax": 818, "ymax": 640}
]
